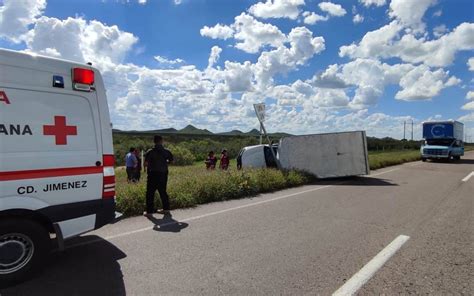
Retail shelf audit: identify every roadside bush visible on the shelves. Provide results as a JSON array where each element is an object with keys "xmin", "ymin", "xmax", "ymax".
[
  {"xmin": 115, "ymin": 165, "xmax": 311, "ymax": 217},
  {"xmin": 368, "ymin": 150, "xmax": 420, "ymax": 170},
  {"xmin": 167, "ymin": 144, "xmax": 196, "ymax": 166}
]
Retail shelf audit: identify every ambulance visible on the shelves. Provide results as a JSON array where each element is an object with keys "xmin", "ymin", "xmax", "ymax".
[{"xmin": 0, "ymin": 49, "xmax": 117, "ymax": 286}]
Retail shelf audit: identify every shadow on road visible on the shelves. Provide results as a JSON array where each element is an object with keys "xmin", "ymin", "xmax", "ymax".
[
  {"xmin": 312, "ymin": 176, "xmax": 398, "ymax": 186},
  {"xmin": 424, "ymin": 158, "xmax": 474, "ymax": 165},
  {"xmin": 0, "ymin": 236, "xmax": 126, "ymax": 296},
  {"xmin": 146, "ymin": 213, "xmax": 189, "ymax": 233}
]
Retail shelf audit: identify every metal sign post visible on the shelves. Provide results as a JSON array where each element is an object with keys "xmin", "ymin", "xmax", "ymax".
[
  {"xmin": 255, "ymin": 103, "xmax": 265, "ymax": 145},
  {"xmin": 253, "ymin": 103, "xmax": 282, "ymax": 170}
]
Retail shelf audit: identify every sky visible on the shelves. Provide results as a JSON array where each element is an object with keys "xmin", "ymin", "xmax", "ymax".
[{"xmin": 0, "ymin": 0, "xmax": 473, "ymax": 139}]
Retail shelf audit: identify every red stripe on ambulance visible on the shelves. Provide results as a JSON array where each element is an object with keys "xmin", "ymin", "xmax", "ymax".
[{"xmin": 0, "ymin": 166, "xmax": 102, "ymax": 181}]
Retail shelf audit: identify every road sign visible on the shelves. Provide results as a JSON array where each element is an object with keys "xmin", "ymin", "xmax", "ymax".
[{"xmin": 254, "ymin": 103, "xmax": 265, "ymax": 122}]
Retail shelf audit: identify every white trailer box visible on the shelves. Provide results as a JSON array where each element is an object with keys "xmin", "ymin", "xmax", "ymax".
[{"xmin": 277, "ymin": 131, "xmax": 370, "ymax": 178}]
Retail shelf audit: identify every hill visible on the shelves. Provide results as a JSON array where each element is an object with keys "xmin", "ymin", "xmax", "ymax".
[
  {"xmin": 178, "ymin": 124, "xmax": 213, "ymax": 135},
  {"xmin": 113, "ymin": 125, "xmax": 291, "ymax": 137}
]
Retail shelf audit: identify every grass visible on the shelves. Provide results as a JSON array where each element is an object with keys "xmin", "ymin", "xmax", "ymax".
[
  {"xmin": 115, "ymin": 162, "xmax": 312, "ymax": 217},
  {"xmin": 368, "ymin": 150, "xmax": 421, "ymax": 170},
  {"xmin": 115, "ymin": 149, "xmax": 428, "ymax": 217}
]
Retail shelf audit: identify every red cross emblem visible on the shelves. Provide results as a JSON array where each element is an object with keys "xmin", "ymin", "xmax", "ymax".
[{"xmin": 43, "ymin": 116, "xmax": 78, "ymax": 145}]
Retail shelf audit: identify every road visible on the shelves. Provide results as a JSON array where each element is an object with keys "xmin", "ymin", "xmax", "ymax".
[{"xmin": 2, "ymin": 153, "xmax": 473, "ymax": 295}]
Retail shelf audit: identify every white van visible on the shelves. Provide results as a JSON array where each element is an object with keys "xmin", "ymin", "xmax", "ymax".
[{"xmin": 0, "ymin": 49, "xmax": 117, "ymax": 286}]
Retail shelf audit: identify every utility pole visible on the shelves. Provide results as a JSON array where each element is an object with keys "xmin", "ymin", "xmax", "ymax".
[
  {"xmin": 411, "ymin": 120, "xmax": 414, "ymax": 141},
  {"xmin": 403, "ymin": 121, "xmax": 406, "ymax": 140}
]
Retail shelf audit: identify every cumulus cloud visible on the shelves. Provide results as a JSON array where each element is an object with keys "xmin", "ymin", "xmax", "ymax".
[
  {"xmin": 433, "ymin": 24, "xmax": 448, "ymax": 38},
  {"xmin": 24, "ymin": 16, "xmax": 138, "ymax": 65},
  {"xmin": 309, "ymin": 58, "xmax": 460, "ymax": 108},
  {"xmin": 254, "ymin": 26, "xmax": 325, "ymax": 86},
  {"xmin": 200, "ymin": 24, "xmax": 234, "ymax": 40},
  {"xmin": 339, "ymin": 20, "xmax": 402, "ymax": 60},
  {"xmin": 0, "ymin": 0, "xmax": 46, "ymax": 43},
  {"xmin": 340, "ymin": 22, "xmax": 474, "ymax": 67},
  {"xmin": 207, "ymin": 46, "xmax": 222, "ymax": 68},
  {"xmin": 389, "ymin": 0, "xmax": 436, "ymax": 33},
  {"xmin": 311, "ymin": 64, "xmax": 348, "ymax": 88},
  {"xmin": 466, "ymin": 91, "xmax": 474, "ymax": 100},
  {"xmin": 359, "ymin": 0, "xmax": 386, "ymax": 7},
  {"xmin": 468, "ymin": 57, "xmax": 474, "ymax": 71},
  {"xmin": 302, "ymin": 11, "xmax": 329, "ymax": 25},
  {"xmin": 201, "ymin": 13, "xmax": 286, "ymax": 54},
  {"xmin": 395, "ymin": 65, "xmax": 460, "ymax": 101},
  {"xmin": 248, "ymin": 0, "xmax": 305, "ymax": 20},
  {"xmin": 154, "ymin": 55, "xmax": 184, "ymax": 65},
  {"xmin": 353, "ymin": 14, "xmax": 364, "ymax": 24},
  {"xmin": 462, "ymin": 101, "xmax": 474, "ymax": 111},
  {"xmin": 318, "ymin": 2, "xmax": 346, "ymax": 17},
  {"xmin": 233, "ymin": 13, "xmax": 286, "ymax": 53}
]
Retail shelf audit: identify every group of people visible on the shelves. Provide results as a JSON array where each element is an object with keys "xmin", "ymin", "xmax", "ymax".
[
  {"xmin": 204, "ymin": 150, "xmax": 229, "ymax": 170},
  {"xmin": 125, "ymin": 147, "xmax": 142, "ymax": 183},
  {"xmin": 125, "ymin": 136, "xmax": 233, "ymax": 217}
]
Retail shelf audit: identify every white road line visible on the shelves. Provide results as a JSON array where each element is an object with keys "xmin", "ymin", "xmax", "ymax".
[
  {"xmin": 67, "ymin": 167, "xmax": 400, "ymax": 249},
  {"xmin": 461, "ymin": 171, "xmax": 474, "ymax": 182},
  {"xmin": 370, "ymin": 168, "xmax": 399, "ymax": 177},
  {"xmin": 332, "ymin": 235, "xmax": 410, "ymax": 296}
]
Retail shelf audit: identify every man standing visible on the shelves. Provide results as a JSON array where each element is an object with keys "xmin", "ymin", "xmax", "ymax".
[
  {"xmin": 144, "ymin": 135, "xmax": 174, "ymax": 216},
  {"xmin": 125, "ymin": 147, "xmax": 138, "ymax": 183}
]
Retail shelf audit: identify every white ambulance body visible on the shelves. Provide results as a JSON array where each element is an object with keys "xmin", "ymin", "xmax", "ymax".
[{"xmin": 0, "ymin": 49, "xmax": 116, "ymax": 286}]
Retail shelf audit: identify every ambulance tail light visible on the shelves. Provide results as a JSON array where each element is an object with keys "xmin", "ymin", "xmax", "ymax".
[
  {"xmin": 72, "ymin": 68, "xmax": 95, "ymax": 92},
  {"xmin": 102, "ymin": 155, "xmax": 115, "ymax": 199}
]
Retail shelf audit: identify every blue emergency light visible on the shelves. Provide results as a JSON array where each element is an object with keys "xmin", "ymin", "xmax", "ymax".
[{"xmin": 52, "ymin": 75, "xmax": 64, "ymax": 88}]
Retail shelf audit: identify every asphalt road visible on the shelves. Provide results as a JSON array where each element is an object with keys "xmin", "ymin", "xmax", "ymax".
[{"xmin": 2, "ymin": 153, "xmax": 473, "ymax": 295}]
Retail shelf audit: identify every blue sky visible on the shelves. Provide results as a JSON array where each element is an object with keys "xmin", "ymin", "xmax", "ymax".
[{"xmin": 1, "ymin": 0, "xmax": 473, "ymax": 139}]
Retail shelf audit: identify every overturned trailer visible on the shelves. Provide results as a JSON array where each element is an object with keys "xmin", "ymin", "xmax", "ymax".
[{"xmin": 237, "ymin": 131, "xmax": 370, "ymax": 178}]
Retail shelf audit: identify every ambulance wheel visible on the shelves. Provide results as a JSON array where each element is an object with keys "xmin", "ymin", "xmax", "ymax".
[{"xmin": 0, "ymin": 219, "xmax": 51, "ymax": 288}]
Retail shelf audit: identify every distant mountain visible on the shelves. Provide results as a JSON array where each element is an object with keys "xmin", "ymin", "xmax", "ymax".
[
  {"xmin": 245, "ymin": 128, "xmax": 261, "ymax": 136},
  {"xmin": 156, "ymin": 128, "xmax": 178, "ymax": 133},
  {"xmin": 113, "ymin": 127, "xmax": 178, "ymax": 134},
  {"xmin": 218, "ymin": 129, "xmax": 244, "ymax": 136},
  {"xmin": 113, "ymin": 125, "xmax": 292, "ymax": 137},
  {"xmin": 178, "ymin": 124, "xmax": 214, "ymax": 135}
]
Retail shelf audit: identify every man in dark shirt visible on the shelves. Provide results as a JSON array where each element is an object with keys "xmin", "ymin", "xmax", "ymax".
[{"xmin": 144, "ymin": 135, "xmax": 174, "ymax": 216}]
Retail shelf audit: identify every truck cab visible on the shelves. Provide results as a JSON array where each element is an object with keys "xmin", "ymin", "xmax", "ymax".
[
  {"xmin": 236, "ymin": 144, "xmax": 278, "ymax": 169},
  {"xmin": 420, "ymin": 121, "xmax": 464, "ymax": 161}
]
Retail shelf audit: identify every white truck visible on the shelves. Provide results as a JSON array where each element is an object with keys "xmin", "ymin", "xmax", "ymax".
[
  {"xmin": 0, "ymin": 49, "xmax": 117, "ymax": 286},
  {"xmin": 237, "ymin": 131, "xmax": 370, "ymax": 178}
]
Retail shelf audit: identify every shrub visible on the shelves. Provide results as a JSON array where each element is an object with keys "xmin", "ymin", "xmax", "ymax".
[
  {"xmin": 115, "ymin": 165, "xmax": 310, "ymax": 217},
  {"xmin": 167, "ymin": 144, "xmax": 196, "ymax": 166}
]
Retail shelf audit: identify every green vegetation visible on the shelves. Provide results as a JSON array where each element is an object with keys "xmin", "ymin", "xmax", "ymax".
[
  {"xmin": 115, "ymin": 164, "xmax": 312, "ymax": 217},
  {"xmin": 368, "ymin": 150, "xmax": 421, "ymax": 170},
  {"xmin": 113, "ymin": 129, "xmax": 424, "ymax": 167}
]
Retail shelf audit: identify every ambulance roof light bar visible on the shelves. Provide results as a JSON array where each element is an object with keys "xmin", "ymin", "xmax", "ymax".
[{"xmin": 72, "ymin": 68, "xmax": 94, "ymax": 92}]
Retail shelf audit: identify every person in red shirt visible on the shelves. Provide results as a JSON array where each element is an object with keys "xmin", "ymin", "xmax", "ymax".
[
  {"xmin": 205, "ymin": 151, "xmax": 217, "ymax": 170},
  {"xmin": 219, "ymin": 149, "xmax": 229, "ymax": 170}
]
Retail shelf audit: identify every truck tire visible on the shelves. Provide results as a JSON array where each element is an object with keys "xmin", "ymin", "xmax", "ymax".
[
  {"xmin": 454, "ymin": 156, "xmax": 460, "ymax": 161},
  {"xmin": 0, "ymin": 219, "xmax": 51, "ymax": 288},
  {"xmin": 421, "ymin": 157, "xmax": 427, "ymax": 162}
]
